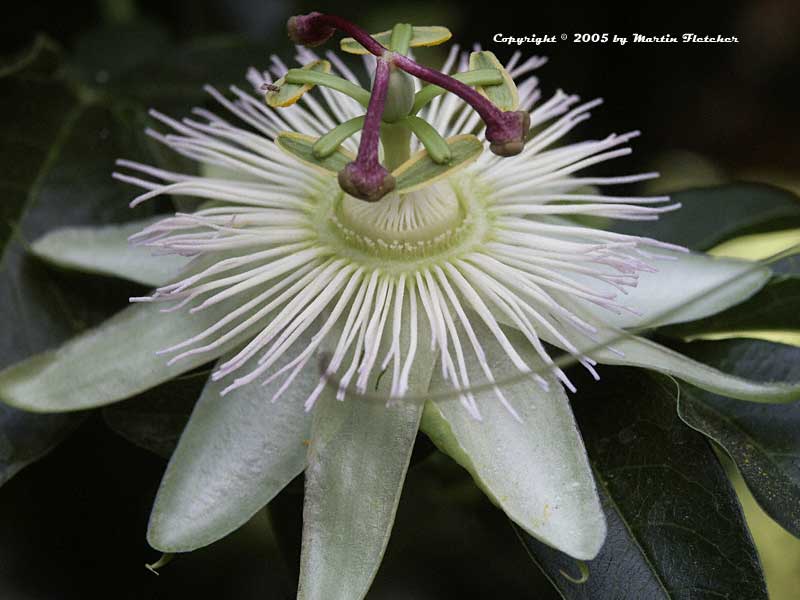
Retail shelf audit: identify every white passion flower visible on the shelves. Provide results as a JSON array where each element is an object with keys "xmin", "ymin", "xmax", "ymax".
[
  {"xmin": 116, "ymin": 22, "xmax": 685, "ymax": 416},
  {"xmin": 4, "ymin": 13, "xmax": 799, "ymax": 600}
]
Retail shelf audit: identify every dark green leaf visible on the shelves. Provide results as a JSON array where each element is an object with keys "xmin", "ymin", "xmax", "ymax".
[
  {"xmin": 0, "ymin": 37, "xmax": 153, "ymax": 485},
  {"xmin": 81, "ymin": 33, "xmax": 279, "ymax": 112},
  {"xmin": 0, "ymin": 39, "xmax": 155, "ymax": 370},
  {"xmin": 670, "ymin": 338, "xmax": 800, "ymax": 537},
  {"xmin": 610, "ymin": 183, "xmax": 800, "ymax": 251},
  {"xmin": 0, "ymin": 404, "xmax": 84, "ymax": 486},
  {"xmin": 373, "ymin": 451, "xmax": 557, "ymax": 598},
  {"xmin": 67, "ymin": 21, "xmax": 172, "ymax": 88},
  {"xmin": 517, "ymin": 368, "xmax": 767, "ymax": 599},
  {"xmin": 662, "ymin": 276, "xmax": 800, "ymax": 337},
  {"xmin": 0, "ymin": 35, "xmax": 63, "ymax": 78},
  {"xmin": 102, "ymin": 370, "xmax": 208, "ymax": 458},
  {"xmin": 67, "ymin": 25, "xmax": 284, "ymax": 182}
]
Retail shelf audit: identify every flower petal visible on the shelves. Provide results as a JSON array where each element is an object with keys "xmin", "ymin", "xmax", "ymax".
[
  {"xmin": 31, "ymin": 218, "xmax": 189, "ymax": 286},
  {"xmin": 299, "ymin": 395, "xmax": 422, "ymax": 600},
  {"xmin": 0, "ymin": 301, "xmax": 256, "ymax": 412},
  {"xmin": 420, "ymin": 323, "xmax": 606, "ymax": 560},
  {"xmin": 577, "ymin": 251, "xmax": 770, "ymax": 329},
  {"xmin": 147, "ymin": 353, "xmax": 313, "ymax": 552},
  {"xmin": 298, "ymin": 315, "xmax": 435, "ymax": 600},
  {"xmin": 576, "ymin": 323, "xmax": 800, "ymax": 404}
]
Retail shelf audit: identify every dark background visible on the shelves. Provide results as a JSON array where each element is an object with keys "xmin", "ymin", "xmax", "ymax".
[
  {"xmin": 1, "ymin": 0, "xmax": 798, "ymax": 598},
  {"xmin": 5, "ymin": 0, "xmax": 799, "ymax": 174}
]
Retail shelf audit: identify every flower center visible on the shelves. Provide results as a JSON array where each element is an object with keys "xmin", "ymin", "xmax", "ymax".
[{"xmin": 319, "ymin": 177, "xmax": 488, "ymax": 264}]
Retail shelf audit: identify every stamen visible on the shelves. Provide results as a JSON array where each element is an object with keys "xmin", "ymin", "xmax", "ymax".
[
  {"xmin": 392, "ymin": 54, "xmax": 530, "ymax": 157},
  {"xmin": 284, "ymin": 12, "xmax": 533, "ymax": 201}
]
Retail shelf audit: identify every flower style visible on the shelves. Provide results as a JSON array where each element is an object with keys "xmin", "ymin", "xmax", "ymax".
[{"xmin": 2, "ymin": 13, "xmax": 798, "ymax": 600}]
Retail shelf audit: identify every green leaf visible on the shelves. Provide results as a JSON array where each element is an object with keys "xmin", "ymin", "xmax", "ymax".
[
  {"xmin": 31, "ymin": 218, "xmax": 189, "ymax": 287},
  {"xmin": 516, "ymin": 368, "xmax": 767, "ymax": 599},
  {"xmin": 671, "ymin": 338, "xmax": 800, "ymax": 537},
  {"xmin": 0, "ymin": 299, "xmax": 259, "ymax": 413},
  {"xmin": 71, "ymin": 29, "xmax": 279, "ymax": 113},
  {"xmin": 420, "ymin": 322, "xmax": 605, "ymax": 560},
  {"xmin": 393, "ymin": 134, "xmax": 483, "ymax": 193},
  {"xmin": 266, "ymin": 60, "xmax": 331, "ymax": 108},
  {"xmin": 148, "ymin": 350, "xmax": 314, "ymax": 552},
  {"xmin": 468, "ymin": 50, "xmax": 518, "ymax": 111},
  {"xmin": 298, "ymin": 304, "xmax": 436, "ymax": 600},
  {"xmin": 611, "ymin": 183, "xmax": 800, "ymax": 251},
  {"xmin": 67, "ymin": 21, "xmax": 171, "ymax": 86},
  {"xmin": 340, "ymin": 26, "xmax": 451, "ymax": 55},
  {"xmin": 275, "ymin": 132, "xmax": 354, "ymax": 174},
  {"xmin": 102, "ymin": 370, "xmax": 207, "ymax": 458},
  {"xmin": 662, "ymin": 261, "xmax": 800, "ymax": 337}
]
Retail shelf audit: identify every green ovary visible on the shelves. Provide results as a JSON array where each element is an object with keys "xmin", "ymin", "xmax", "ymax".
[{"xmin": 313, "ymin": 176, "xmax": 492, "ymax": 269}]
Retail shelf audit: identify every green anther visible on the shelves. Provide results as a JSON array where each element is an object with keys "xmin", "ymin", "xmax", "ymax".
[
  {"xmin": 469, "ymin": 50, "xmax": 520, "ymax": 111},
  {"xmin": 313, "ymin": 116, "xmax": 365, "ymax": 158},
  {"xmin": 389, "ymin": 23, "xmax": 413, "ymax": 55},
  {"xmin": 403, "ymin": 116, "xmax": 452, "ymax": 164},
  {"xmin": 411, "ymin": 69, "xmax": 504, "ymax": 114},
  {"xmin": 340, "ymin": 25, "xmax": 451, "ymax": 55},
  {"xmin": 285, "ymin": 69, "xmax": 371, "ymax": 107}
]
